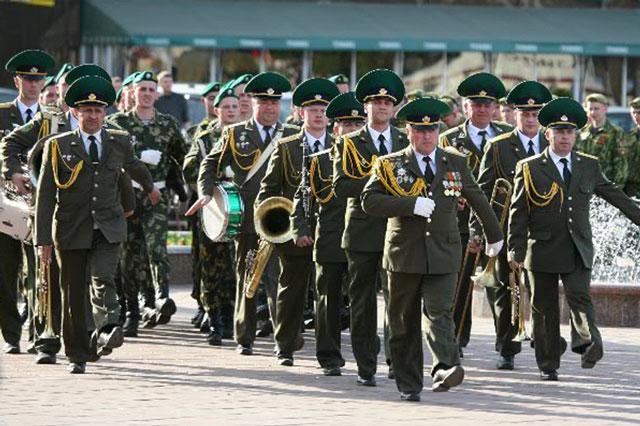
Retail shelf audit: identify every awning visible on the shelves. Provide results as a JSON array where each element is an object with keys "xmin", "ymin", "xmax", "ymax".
[{"xmin": 80, "ymin": 0, "xmax": 640, "ymax": 56}]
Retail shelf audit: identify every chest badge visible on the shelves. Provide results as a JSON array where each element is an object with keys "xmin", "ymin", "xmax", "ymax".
[{"xmin": 443, "ymin": 171, "xmax": 462, "ymax": 197}]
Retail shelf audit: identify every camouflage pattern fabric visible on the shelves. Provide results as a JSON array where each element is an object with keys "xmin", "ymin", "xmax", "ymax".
[{"xmin": 577, "ymin": 119, "xmax": 627, "ymax": 186}]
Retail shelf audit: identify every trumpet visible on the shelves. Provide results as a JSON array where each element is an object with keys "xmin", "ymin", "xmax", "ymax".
[
  {"xmin": 244, "ymin": 196, "xmax": 294, "ymax": 298},
  {"xmin": 508, "ymin": 264, "xmax": 529, "ymax": 341},
  {"xmin": 37, "ymin": 252, "xmax": 57, "ymax": 340},
  {"xmin": 473, "ymin": 178, "xmax": 513, "ymax": 289}
]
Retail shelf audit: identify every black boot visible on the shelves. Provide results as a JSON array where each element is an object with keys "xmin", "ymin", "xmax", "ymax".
[
  {"xmin": 206, "ymin": 309, "xmax": 223, "ymax": 346},
  {"xmin": 220, "ymin": 305, "xmax": 234, "ymax": 339},
  {"xmin": 191, "ymin": 304, "xmax": 205, "ymax": 327},
  {"xmin": 154, "ymin": 287, "xmax": 176, "ymax": 325},
  {"xmin": 123, "ymin": 302, "xmax": 140, "ymax": 337},
  {"xmin": 117, "ymin": 296, "xmax": 127, "ymax": 327}
]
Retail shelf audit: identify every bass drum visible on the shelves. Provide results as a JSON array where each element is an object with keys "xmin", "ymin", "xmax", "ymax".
[
  {"xmin": 200, "ymin": 181, "xmax": 244, "ymax": 242},
  {"xmin": 0, "ymin": 180, "xmax": 31, "ymax": 240}
]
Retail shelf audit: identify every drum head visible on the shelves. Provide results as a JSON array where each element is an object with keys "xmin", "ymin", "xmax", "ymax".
[{"xmin": 200, "ymin": 184, "xmax": 230, "ymax": 241}]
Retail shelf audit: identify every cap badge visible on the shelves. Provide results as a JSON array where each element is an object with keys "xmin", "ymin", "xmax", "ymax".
[
  {"xmin": 88, "ymin": 93, "xmax": 97, "ymax": 101},
  {"xmin": 379, "ymin": 88, "xmax": 388, "ymax": 95},
  {"xmin": 314, "ymin": 94, "xmax": 322, "ymax": 100},
  {"xmin": 267, "ymin": 88, "xmax": 275, "ymax": 95},
  {"xmin": 422, "ymin": 116, "xmax": 431, "ymax": 123},
  {"xmin": 560, "ymin": 115, "xmax": 568, "ymax": 122},
  {"xmin": 351, "ymin": 109, "xmax": 359, "ymax": 116},
  {"xmin": 30, "ymin": 67, "xmax": 38, "ymax": 73},
  {"xmin": 479, "ymin": 90, "xmax": 487, "ymax": 97},
  {"xmin": 527, "ymin": 98, "xmax": 536, "ymax": 105}
]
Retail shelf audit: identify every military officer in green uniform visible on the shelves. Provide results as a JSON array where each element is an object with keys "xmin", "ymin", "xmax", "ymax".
[
  {"xmin": 577, "ymin": 93, "xmax": 626, "ymax": 186},
  {"xmin": 191, "ymin": 72, "xmax": 298, "ymax": 356},
  {"xmin": 0, "ymin": 50, "xmax": 55, "ymax": 355},
  {"xmin": 35, "ymin": 75, "xmax": 159, "ymax": 373},
  {"xmin": 362, "ymin": 98, "xmax": 503, "ymax": 401},
  {"xmin": 291, "ymin": 91, "xmax": 364, "ymax": 375},
  {"xmin": 39, "ymin": 76, "xmax": 57, "ymax": 107},
  {"xmin": 184, "ymin": 80, "xmax": 223, "ymax": 328},
  {"xmin": 624, "ymin": 97, "xmax": 640, "ymax": 197},
  {"xmin": 256, "ymin": 77, "xmax": 339, "ymax": 366},
  {"xmin": 332, "ymin": 69, "xmax": 409, "ymax": 386},
  {"xmin": 439, "ymin": 72, "xmax": 512, "ymax": 355},
  {"xmin": 508, "ymin": 98, "xmax": 640, "ymax": 380},
  {"xmin": 183, "ymin": 85, "xmax": 239, "ymax": 344},
  {"xmin": 231, "ymin": 74, "xmax": 254, "ymax": 123},
  {"xmin": 107, "ymin": 71, "xmax": 187, "ymax": 330},
  {"xmin": 329, "ymin": 74, "xmax": 350, "ymax": 93},
  {"xmin": 470, "ymin": 80, "xmax": 552, "ymax": 370}
]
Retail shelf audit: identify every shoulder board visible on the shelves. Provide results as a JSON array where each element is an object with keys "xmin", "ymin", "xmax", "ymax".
[
  {"xmin": 577, "ymin": 151, "xmax": 598, "ymax": 160},
  {"xmin": 283, "ymin": 123, "xmax": 300, "ymax": 131},
  {"xmin": 343, "ymin": 128, "xmax": 363, "ymax": 140},
  {"xmin": 443, "ymin": 146, "xmax": 466, "ymax": 157},
  {"xmin": 309, "ymin": 147, "xmax": 332, "ymax": 158},
  {"xmin": 278, "ymin": 133, "xmax": 301, "ymax": 145},
  {"xmin": 492, "ymin": 120, "xmax": 514, "ymax": 131},
  {"xmin": 440, "ymin": 124, "xmax": 464, "ymax": 138},
  {"xmin": 196, "ymin": 128, "xmax": 216, "ymax": 140},
  {"xmin": 0, "ymin": 102, "xmax": 12, "ymax": 109},
  {"xmin": 488, "ymin": 132, "xmax": 512, "ymax": 145},
  {"xmin": 106, "ymin": 129, "xmax": 129, "ymax": 136},
  {"xmin": 47, "ymin": 129, "xmax": 75, "ymax": 142},
  {"xmin": 381, "ymin": 150, "xmax": 404, "ymax": 159}
]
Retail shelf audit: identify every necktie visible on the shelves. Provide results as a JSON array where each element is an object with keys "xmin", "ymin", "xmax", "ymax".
[
  {"xmin": 560, "ymin": 158, "xmax": 571, "ymax": 186},
  {"xmin": 88, "ymin": 135, "xmax": 99, "ymax": 164},
  {"xmin": 263, "ymin": 125, "xmax": 272, "ymax": 146},
  {"xmin": 423, "ymin": 157, "xmax": 435, "ymax": 185},
  {"xmin": 527, "ymin": 140, "xmax": 535, "ymax": 157},
  {"xmin": 313, "ymin": 140, "xmax": 321, "ymax": 153},
  {"xmin": 478, "ymin": 130, "xmax": 487, "ymax": 151},
  {"xmin": 25, "ymin": 108, "xmax": 32, "ymax": 122},
  {"xmin": 378, "ymin": 134, "xmax": 388, "ymax": 155}
]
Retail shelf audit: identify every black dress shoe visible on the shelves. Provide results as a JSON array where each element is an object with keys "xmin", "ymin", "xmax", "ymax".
[
  {"xmin": 432, "ymin": 365, "xmax": 465, "ymax": 392},
  {"xmin": 236, "ymin": 344, "xmax": 253, "ymax": 355},
  {"xmin": 276, "ymin": 354, "xmax": 294, "ymax": 366},
  {"xmin": 496, "ymin": 355, "xmax": 515, "ymax": 370},
  {"xmin": 388, "ymin": 365, "xmax": 395, "ymax": 379},
  {"xmin": 206, "ymin": 329, "xmax": 222, "ymax": 346},
  {"xmin": 3, "ymin": 342, "xmax": 20, "ymax": 354},
  {"xmin": 97, "ymin": 327, "xmax": 124, "ymax": 356},
  {"xmin": 356, "ymin": 375, "xmax": 376, "ymax": 387},
  {"xmin": 400, "ymin": 392, "xmax": 420, "ymax": 402},
  {"xmin": 68, "ymin": 362, "xmax": 86, "ymax": 374},
  {"xmin": 35, "ymin": 353, "xmax": 56, "ymax": 365},
  {"xmin": 540, "ymin": 370, "xmax": 558, "ymax": 381},
  {"xmin": 581, "ymin": 341, "xmax": 603, "ymax": 369},
  {"xmin": 323, "ymin": 366, "xmax": 341, "ymax": 376}
]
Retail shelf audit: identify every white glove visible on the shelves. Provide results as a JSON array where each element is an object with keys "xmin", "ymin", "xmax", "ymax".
[
  {"xmin": 140, "ymin": 149, "xmax": 162, "ymax": 166},
  {"xmin": 223, "ymin": 166, "xmax": 235, "ymax": 179},
  {"xmin": 413, "ymin": 197, "xmax": 436, "ymax": 218},
  {"xmin": 485, "ymin": 239, "xmax": 504, "ymax": 257}
]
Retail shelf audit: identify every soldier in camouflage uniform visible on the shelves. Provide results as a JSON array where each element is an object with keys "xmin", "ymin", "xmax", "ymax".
[
  {"xmin": 624, "ymin": 97, "xmax": 640, "ymax": 197},
  {"xmin": 183, "ymin": 85, "xmax": 238, "ymax": 344},
  {"xmin": 106, "ymin": 71, "xmax": 187, "ymax": 335},
  {"xmin": 185, "ymin": 81, "xmax": 222, "ymax": 328},
  {"xmin": 577, "ymin": 93, "xmax": 627, "ymax": 186}
]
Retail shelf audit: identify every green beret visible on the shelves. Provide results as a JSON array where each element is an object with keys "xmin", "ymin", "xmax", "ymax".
[
  {"xmin": 201, "ymin": 81, "xmax": 222, "ymax": 97},
  {"xmin": 244, "ymin": 72, "xmax": 291, "ymax": 99},
  {"xmin": 43, "ymin": 76, "xmax": 56, "ymax": 89},
  {"xmin": 230, "ymin": 74, "xmax": 253, "ymax": 90},
  {"xmin": 65, "ymin": 64, "xmax": 110, "ymax": 86},
  {"xmin": 457, "ymin": 72, "xmax": 506, "ymax": 103},
  {"xmin": 395, "ymin": 98, "xmax": 450, "ymax": 130},
  {"xmin": 326, "ymin": 91, "xmax": 366, "ymax": 121},
  {"xmin": 506, "ymin": 80, "xmax": 552, "ymax": 110},
  {"xmin": 292, "ymin": 78, "xmax": 339, "ymax": 107},
  {"xmin": 538, "ymin": 98, "xmax": 587, "ymax": 130},
  {"xmin": 585, "ymin": 93, "xmax": 609, "ymax": 106},
  {"xmin": 630, "ymin": 97, "xmax": 640, "ymax": 109},
  {"xmin": 65, "ymin": 75, "xmax": 116, "ymax": 108},
  {"xmin": 54, "ymin": 63, "xmax": 74, "ymax": 84},
  {"xmin": 214, "ymin": 85, "xmax": 238, "ymax": 107},
  {"xmin": 5, "ymin": 49, "xmax": 55, "ymax": 79},
  {"xmin": 329, "ymin": 74, "xmax": 349, "ymax": 85},
  {"xmin": 133, "ymin": 71, "xmax": 158, "ymax": 84},
  {"xmin": 122, "ymin": 72, "xmax": 141, "ymax": 87},
  {"xmin": 355, "ymin": 69, "xmax": 404, "ymax": 106}
]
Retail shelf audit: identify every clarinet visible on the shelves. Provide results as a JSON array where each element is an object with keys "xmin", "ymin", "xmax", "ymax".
[{"xmin": 301, "ymin": 138, "xmax": 311, "ymax": 224}]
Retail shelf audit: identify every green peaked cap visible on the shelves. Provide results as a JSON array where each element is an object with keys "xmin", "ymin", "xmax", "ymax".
[
  {"xmin": 292, "ymin": 78, "xmax": 340, "ymax": 107},
  {"xmin": 506, "ymin": 80, "xmax": 552, "ymax": 110},
  {"xmin": 65, "ymin": 75, "xmax": 116, "ymax": 108},
  {"xmin": 66, "ymin": 64, "xmax": 110, "ymax": 86},
  {"xmin": 244, "ymin": 72, "xmax": 291, "ymax": 99},
  {"xmin": 396, "ymin": 98, "xmax": 450, "ymax": 129},
  {"xmin": 329, "ymin": 74, "xmax": 349, "ymax": 85},
  {"xmin": 122, "ymin": 72, "xmax": 141, "ymax": 87},
  {"xmin": 5, "ymin": 49, "xmax": 55, "ymax": 79},
  {"xmin": 457, "ymin": 72, "xmax": 506, "ymax": 103},
  {"xmin": 133, "ymin": 70, "xmax": 157, "ymax": 84},
  {"xmin": 355, "ymin": 69, "xmax": 405, "ymax": 106},
  {"xmin": 538, "ymin": 97, "xmax": 587, "ymax": 129},
  {"xmin": 326, "ymin": 91, "xmax": 365, "ymax": 121}
]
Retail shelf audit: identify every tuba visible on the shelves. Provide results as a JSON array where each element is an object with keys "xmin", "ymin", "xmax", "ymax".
[{"xmin": 243, "ymin": 196, "xmax": 294, "ymax": 298}]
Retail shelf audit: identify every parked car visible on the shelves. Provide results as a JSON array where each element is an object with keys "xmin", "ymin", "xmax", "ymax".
[
  {"xmin": 607, "ymin": 106, "xmax": 635, "ymax": 133},
  {"xmin": 0, "ymin": 87, "xmax": 17, "ymax": 103}
]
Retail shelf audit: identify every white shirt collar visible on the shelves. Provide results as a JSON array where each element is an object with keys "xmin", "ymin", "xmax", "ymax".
[
  {"xmin": 17, "ymin": 99, "xmax": 39, "ymax": 122},
  {"xmin": 79, "ymin": 128, "xmax": 102, "ymax": 144},
  {"xmin": 467, "ymin": 121, "xmax": 494, "ymax": 138},
  {"xmin": 304, "ymin": 130, "xmax": 327, "ymax": 151},
  {"xmin": 367, "ymin": 125, "xmax": 392, "ymax": 144},
  {"xmin": 255, "ymin": 120, "xmax": 280, "ymax": 142},
  {"xmin": 412, "ymin": 147, "xmax": 437, "ymax": 175},
  {"xmin": 548, "ymin": 148, "xmax": 572, "ymax": 171},
  {"xmin": 517, "ymin": 130, "xmax": 540, "ymax": 154}
]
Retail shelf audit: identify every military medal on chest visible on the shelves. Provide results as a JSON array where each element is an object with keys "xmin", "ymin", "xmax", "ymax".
[
  {"xmin": 236, "ymin": 131, "xmax": 250, "ymax": 150},
  {"xmin": 443, "ymin": 171, "xmax": 462, "ymax": 197}
]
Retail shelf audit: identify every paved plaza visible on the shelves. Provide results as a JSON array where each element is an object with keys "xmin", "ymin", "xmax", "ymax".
[{"xmin": 1, "ymin": 284, "xmax": 639, "ymax": 425}]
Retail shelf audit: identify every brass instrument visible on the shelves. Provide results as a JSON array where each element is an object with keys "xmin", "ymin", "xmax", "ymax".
[
  {"xmin": 37, "ymin": 251, "xmax": 57, "ymax": 340},
  {"xmin": 244, "ymin": 196, "xmax": 294, "ymax": 298},
  {"xmin": 508, "ymin": 264, "xmax": 529, "ymax": 341},
  {"xmin": 473, "ymin": 178, "xmax": 513, "ymax": 289},
  {"xmin": 453, "ymin": 246, "xmax": 483, "ymax": 342}
]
